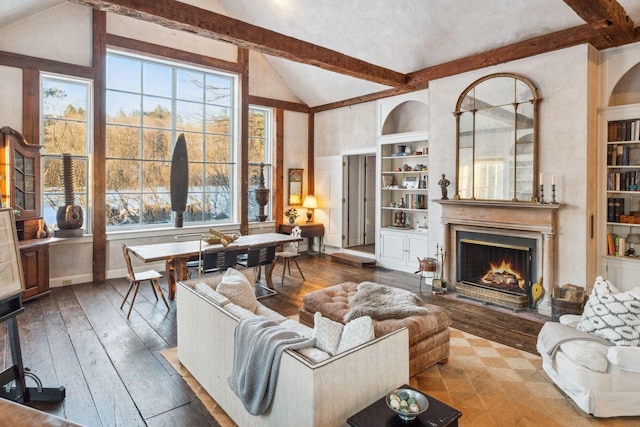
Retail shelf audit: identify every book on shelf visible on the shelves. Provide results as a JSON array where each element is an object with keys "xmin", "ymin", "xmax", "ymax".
[
  {"xmin": 609, "ymin": 119, "xmax": 640, "ymax": 142},
  {"xmin": 607, "ymin": 171, "xmax": 640, "ymax": 191},
  {"xmin": 607, "ymin": 197, "xmax": 626, "ymax": 222},
  {"xmin": 608, "ymin": 233, "xmax": 615, "ymax": 256}
]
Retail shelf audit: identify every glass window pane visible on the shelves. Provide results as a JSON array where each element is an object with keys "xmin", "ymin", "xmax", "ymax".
[
  {"xmin": 42, "ymin": 119, "xmax": 88, "ymax": 155},
  {"xmin": 143, "ymin": 62, "xmax": 172, "ymax": 98},
  {"xmin": 106, "ymin": 91, "xmax": 141, "ymax": 125},
  {"xmin": 106, "ymin": 126, "xmax": 141, "ymax": 158},
  {"xmin": 106, "ymin": 159, "xmax": 140, "ymax": 192},
  {"xmin": 42, "ymin": 79, "xmax": 88, "ymax": 120},
  {"xmin": 142, "ymin": 160, "xmax": 170, "ymax": 192},
  {"xmin": 142, "ymin": 129, "xmax": 172, "ymax": 161},
  {"xmin": 106, "ymin": 193, "xmax": 140, "ymax": 225},
  {"xmin": 177, "ymin": 100, "xmax": 204, "ymax": 132},
  {"xmin": 142, "ymin": 193, "xmax": 171, "ymax": 225},
  {"xmin": 143, "ymin": 96, "xmax": 172, "ymax": 129},
  {"xmin": 206, "ymin": 105, "xmax": 231, "ymax": 133},
  {"xmin": 177, "ymin": 69, "xmax": 204, "ymax": 102},
  {"xmin": 184, "ymin": 132, "xmax": 204, "ymax": 162},
  {"xmin": 107, "ymin": 55, "xmax": 141, "ymax": 93},
  {"xmin": 248, "ymin": 137, "xmax": 265, "ymax": 163},
  {"xmin": 206, "ymin": 74, "xmax": 232, "ymax": 106}
]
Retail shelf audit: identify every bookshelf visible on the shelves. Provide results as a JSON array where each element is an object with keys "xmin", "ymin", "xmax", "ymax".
[{"xmin": 603, "ymin": 113, "xmax": 640, "ymax": 262}]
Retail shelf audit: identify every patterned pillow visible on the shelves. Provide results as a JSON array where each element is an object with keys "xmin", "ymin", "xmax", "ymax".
[
  {"xmin": 576, "ymin": 276, "xmax": 640, "ymax": 346},
  {"xmin": 337, "ymin": 316, "xmax": 375, "ymax": 353},
  {"xmin": 312, "ymin": 312, "xmax": 343, "ymax": 355}
]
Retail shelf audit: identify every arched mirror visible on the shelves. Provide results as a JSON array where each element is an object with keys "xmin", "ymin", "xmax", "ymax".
[{"xmin": 454, "ymin": 73, "xmax": 540, "ymax": 201}]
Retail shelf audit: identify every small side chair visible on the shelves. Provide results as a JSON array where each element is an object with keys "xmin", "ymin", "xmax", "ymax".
[
  {"xmin": 121, "ymin": 243, "xmax": 170, "ymax": 319},
  {"xmin": 275, "ymin": 225, "xmax": 305, "ymax": 285}
]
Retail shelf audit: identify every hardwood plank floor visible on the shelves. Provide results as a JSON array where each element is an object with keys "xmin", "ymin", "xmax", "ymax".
[{"xmin": 0, "ymin": 254, "xmax": 545, "ymax": 426}]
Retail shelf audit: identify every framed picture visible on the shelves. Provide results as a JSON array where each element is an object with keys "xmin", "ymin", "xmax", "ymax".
[
  {"xmin": 0, "ymin": 209, "xmax": 25, "ymax": 300},
  {"xmin": 382, "ymin": 175, "xmax": 394, "ymax": 188},
  {"xmin": 403, "ymin": 176, "xmax": 418, "ymax": 189},
  {"xmin": 288, "ymin": 168, "xmax": 303, "ymax": 205}
]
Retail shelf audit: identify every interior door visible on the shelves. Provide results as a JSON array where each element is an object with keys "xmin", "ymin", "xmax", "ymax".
[
  {"xmin": 315, "ymin": 155, "xmax": 344, "ymax": 248},
  {"xmin": 364, "ymin": 155, "xmax": 376, "ymax": 245}
]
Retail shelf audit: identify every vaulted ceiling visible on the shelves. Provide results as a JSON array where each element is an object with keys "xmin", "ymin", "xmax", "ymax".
[{"xmin": 3, "ymin": 0, "xmax": 640, "ymax": 109}]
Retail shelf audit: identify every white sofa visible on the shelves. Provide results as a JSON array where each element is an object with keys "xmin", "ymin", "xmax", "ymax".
[
  {"xmin": 176, "ymin": 274, "xmax": 409, "ymax": 427},
  {"xmin": 537, "ymin": 277, "xmax": 640, "ymax": 418}
]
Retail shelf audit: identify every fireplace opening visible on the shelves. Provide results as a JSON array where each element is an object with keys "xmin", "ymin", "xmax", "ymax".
[{"xmin": 456, "ymin": 231, "xmax": 537, "ymax": 310}]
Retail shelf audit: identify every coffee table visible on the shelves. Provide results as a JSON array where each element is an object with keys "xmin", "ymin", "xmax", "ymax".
[{"xmin": 347, "ymin": 384, "xmax": 462, "ymax": 427}]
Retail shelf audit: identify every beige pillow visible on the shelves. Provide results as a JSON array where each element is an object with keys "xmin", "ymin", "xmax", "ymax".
[
  {"xmin": 216, "ymin": 268, "xmax": 258, "ymax": 313},
  {"xmin": 312, "ymin": 311, "xmax": 343, "ymax": 356}
]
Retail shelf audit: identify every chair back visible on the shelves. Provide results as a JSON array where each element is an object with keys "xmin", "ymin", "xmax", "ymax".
[
  {"xmin": 242, "ymin": 245, "xmax": 276, "ymax": 267},
  {"xmin": 290, "ymin": 226, "xmax": 302, "ymax": 251},
  {"xmin": 202, "ymin": 248, "xmax": 239, "ymax": 274},
  {"xmin": 121, "ymin": 243, "xmax": 136, "ymax": 282}
]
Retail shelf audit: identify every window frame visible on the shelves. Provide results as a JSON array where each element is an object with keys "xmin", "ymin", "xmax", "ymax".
[{"xmin": 247, "ymin": 106, "xmax": 274, "ymax": 222}]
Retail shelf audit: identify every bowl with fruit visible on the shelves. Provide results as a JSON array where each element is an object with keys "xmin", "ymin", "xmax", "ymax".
[{"xmin": 386, "ymin": 388, "xmax": 429, "ymax": 421}]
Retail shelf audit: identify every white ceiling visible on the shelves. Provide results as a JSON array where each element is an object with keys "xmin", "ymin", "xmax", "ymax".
[{"xmin": 3, "ymin": 0, "xmax": 640, "ymax": 107}]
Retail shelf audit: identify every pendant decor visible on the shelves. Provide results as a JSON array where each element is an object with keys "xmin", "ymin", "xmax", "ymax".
[
  {"xmin": 254, "ymin": 162, "xmax": 270, "ymax": 222},
  {"xmin": 55, "ymin": 153, "xmax": 84, "ymax": 237},
  {"xmin": 170, "ymin": 133, "xmax": 189, "ymax": 228}
]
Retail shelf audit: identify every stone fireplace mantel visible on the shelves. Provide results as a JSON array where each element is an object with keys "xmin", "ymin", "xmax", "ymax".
[{"xmin": 436, "ymin": 199, "xmax": 560, "ymax": 316}]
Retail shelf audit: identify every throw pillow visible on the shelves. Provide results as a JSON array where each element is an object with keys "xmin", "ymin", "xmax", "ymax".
[
  {"xmin": 337, "ymin": 315, "xmax": 375, "ymax": 353},
  {"xmin": 312, "ymin": 311, "xmax": 343, "ymax": 356},
  {"xmin": 194, "ymin": 282, "xmax": 230, "ymax": 306},
  {"xmin": 576, "ymin": 276, "xmax": 640, "ymax": 346},
  {"xmin": 216, "ymin": 268, "xmax": 259, "ymax": 313}
]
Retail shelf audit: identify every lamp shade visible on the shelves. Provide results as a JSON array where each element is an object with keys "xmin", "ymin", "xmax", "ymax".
[
  {"xmin": 626, "ymin": 233, "xmax": 640, "ymax": 245},
  {"xmin": 302, "ymin": 195, "xmax": 318, "ymax": 209}
]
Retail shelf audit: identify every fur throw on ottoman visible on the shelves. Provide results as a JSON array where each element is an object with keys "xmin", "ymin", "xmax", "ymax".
[{"xmin": 344, "ymin": 282, "xmax": 429, "ymax": 322}]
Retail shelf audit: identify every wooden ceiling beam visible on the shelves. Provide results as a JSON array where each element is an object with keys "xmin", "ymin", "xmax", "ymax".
[
  {"xmin": 68, "ymin": 0, "xmax": 407, "ymax": 88},
  {"xmin": 407, "ymin": 24, "xmax": 608, "ymax": 89},
  {"xmin": 562, "ymin": 0, "xmax": 634, "ymax": 46}
]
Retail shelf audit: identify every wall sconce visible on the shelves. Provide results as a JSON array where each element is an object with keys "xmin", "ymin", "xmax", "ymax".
[{"xmin": 302, "ymin": 195, "xmax": 318, "ymax": 223}]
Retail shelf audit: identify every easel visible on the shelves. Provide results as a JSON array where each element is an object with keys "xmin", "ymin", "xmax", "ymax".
[{"xmin": 0, "ymin": 293, "xmax": 65, "ymax": 403}]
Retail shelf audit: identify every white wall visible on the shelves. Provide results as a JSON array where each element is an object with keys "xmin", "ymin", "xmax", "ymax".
[{"xmin": 315, "ymin": 45, "xmax": 592, "ymax": 287}]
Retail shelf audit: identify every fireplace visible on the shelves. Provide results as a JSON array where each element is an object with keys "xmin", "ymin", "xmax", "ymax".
[
  {"xmin": 436, "ymin": 199, "xmax": 559, "ymax": 317},
  {"xmin": 456, "ymin": 231, "xmax": 537, "ymax": 310}
]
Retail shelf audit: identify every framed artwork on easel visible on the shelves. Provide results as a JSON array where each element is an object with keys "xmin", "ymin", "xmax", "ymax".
[{"xmin": 0, "ymin": 208, "xmax": 25, "ymax": 300}]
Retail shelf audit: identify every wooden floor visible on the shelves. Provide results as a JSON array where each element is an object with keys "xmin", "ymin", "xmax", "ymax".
[{"xmin": 0, "ymin": 254, "xmax": 545, "ymax": 426}]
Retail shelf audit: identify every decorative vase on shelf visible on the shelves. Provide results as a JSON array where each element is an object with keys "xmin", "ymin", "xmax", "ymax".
[{"xmin": 288, "ymin": 217, "xmax": 295, "ymax": 224}]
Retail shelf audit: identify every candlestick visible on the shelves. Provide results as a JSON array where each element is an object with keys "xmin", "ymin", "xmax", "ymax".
[
  {"xmin": 551, "ymin": 175, "xmax": 556, "ymax": 186},
  {"xmin": 538, "ymin": 184, "xmax": 545, "ymax": 204},
  {"xmin": 539, "ymin": 172, "xmax": 543, "ymax": 183},
  {"xmin": 549, "ymin": 183, "xmax": 558, "ymax": 205}
]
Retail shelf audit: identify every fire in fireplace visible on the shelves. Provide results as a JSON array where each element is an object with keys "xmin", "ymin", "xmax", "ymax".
[{"xmin": 456, "ymin": 231, "xmax": 537, "ymax": 310}]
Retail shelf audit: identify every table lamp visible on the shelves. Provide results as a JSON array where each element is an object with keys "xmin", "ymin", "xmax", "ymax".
[
  {"xmin": 626, "ymin": 233, "xmax": 640, "ymax": 257},
  {"xmin": 302, "ymin": 195, "xmax": 318, "ymax": 223}
]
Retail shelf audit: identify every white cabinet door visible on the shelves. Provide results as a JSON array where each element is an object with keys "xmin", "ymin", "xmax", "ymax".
[
  {"xmin": 380, "ymin": 231, "xmax": 406, "ymax": 264},
  {"xmin": 406, "ymin": 233, "xmax": 429, "ymax": 269},
  {"xmin": 605, "ymin": 257, "xmax": 640, "ymax": 292}
]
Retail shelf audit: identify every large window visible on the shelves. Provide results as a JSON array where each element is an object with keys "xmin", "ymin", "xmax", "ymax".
[
  {"xmin": 248, "ymin": 107, "xmax": 273, "ymax": 221},
  {"xmin": 40, "ymin": 74, "xmax": 92, "ymax": 234},
  {"xmin": 105, "ymin": 51, "xmax": 237, "ymax": 228}
]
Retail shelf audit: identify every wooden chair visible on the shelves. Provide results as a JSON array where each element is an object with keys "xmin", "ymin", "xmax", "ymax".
[
  {"xmin": 120, "ymin": 243, "xmax": 170, "ymax": 319},
  {"xmin": 275, "ymin": 225, "xmax": 305, "ymax": 285},
  {"xmin": 200, "ymin": 248, "xmax": 239, "ymax": 276},
  {"xmin": 236, "ymin": 245, "xmax": 277, "ymax": 298}
]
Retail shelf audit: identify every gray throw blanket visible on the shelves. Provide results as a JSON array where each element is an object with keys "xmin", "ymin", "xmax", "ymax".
[
  {"xmin": 537, "ymin": 322, "xmax": 612, "ymax": 358},
  {"xmin": 344, "ymin": 281, "xmax": 429, "ymax": 322},
  {"xmin": 228, "ymin": 316, "xmax": 315, "ymax": 415}
]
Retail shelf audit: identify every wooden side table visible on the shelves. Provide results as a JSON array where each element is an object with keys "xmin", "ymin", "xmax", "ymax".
[
  {"xmin": 347, "ymin": 384, "xmax": 462, "ymax": 427},
  {"xmin": 279, "ymin": 223, "xmax": 324, "ymax": 254}
]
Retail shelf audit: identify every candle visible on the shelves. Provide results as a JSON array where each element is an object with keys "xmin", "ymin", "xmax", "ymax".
[
  {"xmin": 539, "ymin": 173, "xmax": 543, "ymax": 183},
  {"xmin": 551, "ymin": 175, "xmax": 556, "ymax": 185}
]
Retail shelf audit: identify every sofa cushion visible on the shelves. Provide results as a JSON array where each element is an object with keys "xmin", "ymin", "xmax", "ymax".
[
  {"xmin": 225, "ymin": 303, "xmax": 256, "ymax": 319},
  {"xmin": 337, "ymin": 316, "xmax": 375, "ymax": 353},
  {"xmin": 607, "ymin": 346, "xmax": 640, "ymax": 372},
  {"xmin": 312, "ymin": 312, "xmax": 343, "ymax": 355},
  {"xmin": 255, "ymin": 305, "xmax": 288, "ymax": 323},
  {"xmin": 577, "ymin": 276, "xmax": 640, "ymax": 346},
  {"xmin": 193, "ymin": 282, "xmax": 230, "ymax": 306},
  {"xmin": 216, "ymin": 268, "xmax": 259, "ymax": 313},
  {"xmin": 558, "ymin": 340, "xmax": 609, "ymax": 372},
  {"xmin": 296, "ymin": 347, "xmax": 331, "ymax": 364},
  {"xmin": 280, "ymin": 319, "xmax": 313, "ymax": 337}
]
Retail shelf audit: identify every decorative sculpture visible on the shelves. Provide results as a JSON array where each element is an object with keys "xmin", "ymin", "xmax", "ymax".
[
  {"xmin": 55, "ymin": 153, "xmax": 83, "ymax": 236},
  {"xmin": 170, "ymin": 134, "xmax": 189, "ymax": 227},
  {"xmin": 438, "ymin": 174, "xmax": 450, "ymax": 200},
  {"xmin": 254, "ymin": 162, "xmax": 270, "ymax": 222}
]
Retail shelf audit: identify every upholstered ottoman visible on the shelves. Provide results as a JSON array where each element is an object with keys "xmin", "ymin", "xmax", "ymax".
[{"xmin": 299, "ymin": 282, "xmax": 451, "ymax": 376}]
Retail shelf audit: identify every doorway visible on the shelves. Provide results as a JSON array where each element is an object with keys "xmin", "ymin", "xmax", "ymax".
[{"xmin": 344, "ymin": 154, "xmax": 376, "ymax": 255}]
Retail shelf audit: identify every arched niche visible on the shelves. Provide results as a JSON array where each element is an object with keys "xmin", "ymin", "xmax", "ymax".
[
  {"xmin": 609, "ymin": 62, "xmax": 640, "ymax": 106},
  {"xmin": 381, "ymin": 100, "xmax": 428, "ymax": 135}
]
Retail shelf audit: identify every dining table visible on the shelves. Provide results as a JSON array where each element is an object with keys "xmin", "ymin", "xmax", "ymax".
[{"xmin": 128, "ymin": 232, "xmax": 302, "ymax": 299}]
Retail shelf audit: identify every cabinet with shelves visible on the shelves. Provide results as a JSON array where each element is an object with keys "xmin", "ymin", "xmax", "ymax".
[
  {"xmin": 377, "ymin": 131, "xmax": 430, "ymax": 273},
  {"xmin": 601, "ymin": 112, "xmax": 640, "ymax": 273}
]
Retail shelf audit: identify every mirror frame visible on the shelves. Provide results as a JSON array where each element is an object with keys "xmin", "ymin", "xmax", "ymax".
[
  {"xmin": 453, "ymin": 72, "xmax": 541, "ymax": 202},
  {"xmin": 288, "ymin": 168, "xmax": 303, "ymax": 205}
]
